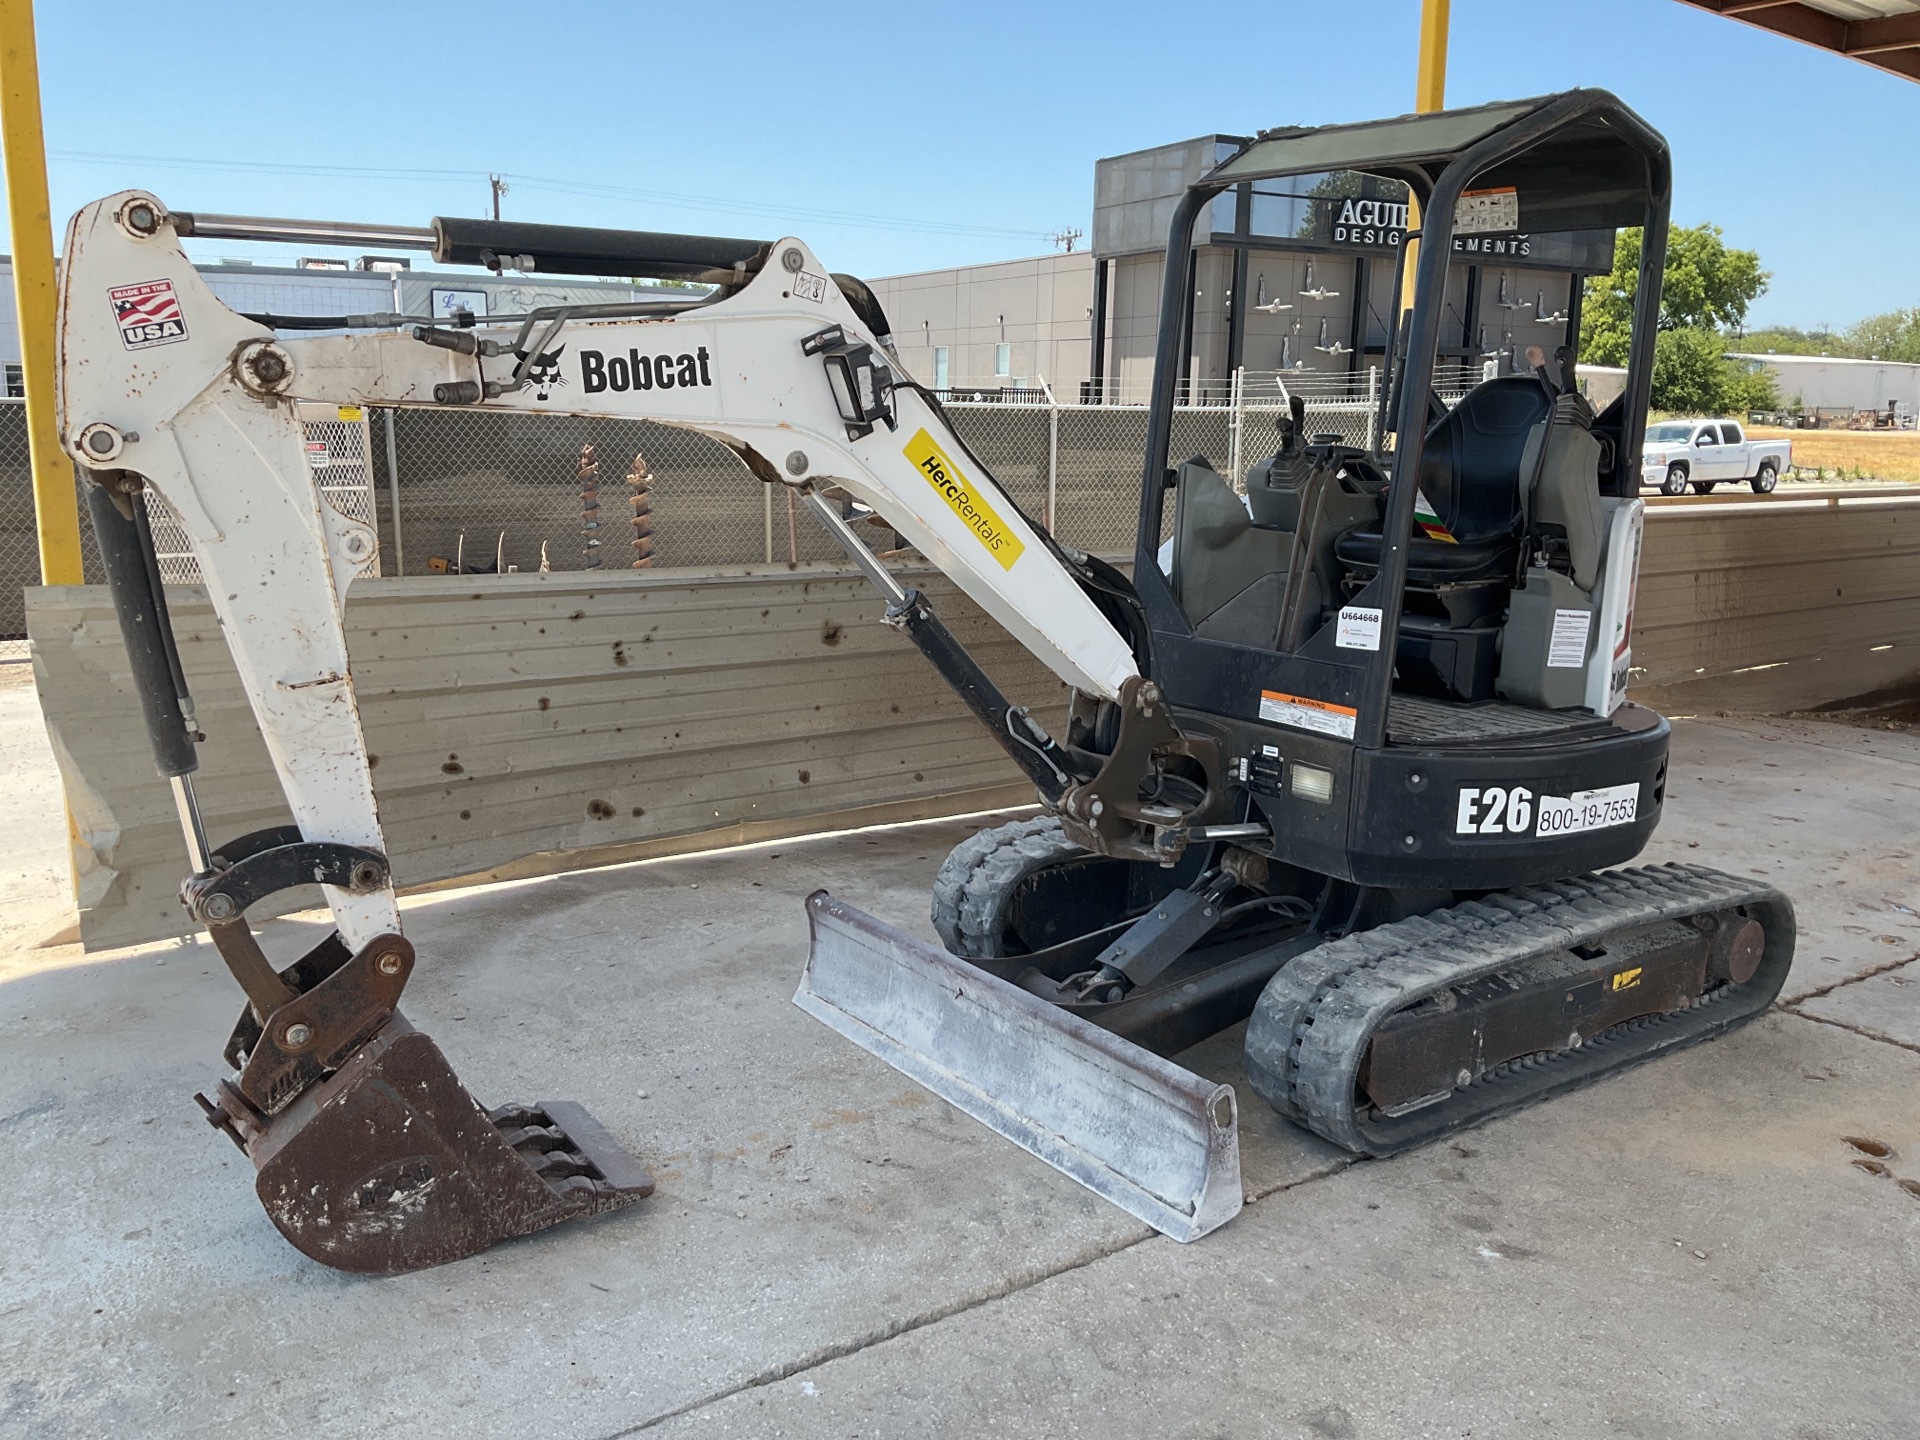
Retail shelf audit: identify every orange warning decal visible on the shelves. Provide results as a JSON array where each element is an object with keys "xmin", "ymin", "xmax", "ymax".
[{"xmin": 1258, "ymin": 689, "xmax": 1358, "ymax": 740}]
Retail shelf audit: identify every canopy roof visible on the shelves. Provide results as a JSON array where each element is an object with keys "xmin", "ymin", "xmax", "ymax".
[
  {"xmin": 1207, "ymin": 89, "xmax": 1667, "ymax": 234},
  {"xmin": 1677, "ymin": 1, "xmax": 1919, "ymax": 84}
]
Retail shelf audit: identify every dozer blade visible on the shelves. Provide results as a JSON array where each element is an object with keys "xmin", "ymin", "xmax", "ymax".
[
  {"xmin": 795, "ymin": 892, "xmax": 1242, "ymax": 1242},
  {"xmin": 214, "ymin": 1015, "xmax": 652, "ymax": 1275}
]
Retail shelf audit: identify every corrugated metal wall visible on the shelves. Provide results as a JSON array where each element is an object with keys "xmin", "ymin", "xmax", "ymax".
[{"xmin": 28, "ymin": 567, "xmax": 1059, "ymax": 950}]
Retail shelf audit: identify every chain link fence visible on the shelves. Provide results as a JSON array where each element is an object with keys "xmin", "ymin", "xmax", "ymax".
[
  {"xmin": 0, "ymin": 402, "xmax": 41, "ymax": 645},
  {"xmin": 1, "ymin": 401, "xmax": 105, "ymax": 656},
  {"xmin": 373, "ymin": 399, "xmax": 1276, "ymax": 573},
  {"xmin": 1, "ymin": 371, "xmax": 1414, "ymax": 652},
  {"xmin": 376, "ymin": 409, "xmax": 784, "ymax": 573}
]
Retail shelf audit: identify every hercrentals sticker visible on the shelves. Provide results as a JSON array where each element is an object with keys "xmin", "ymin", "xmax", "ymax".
[{"xmin": 903, "ymin": 428, "xmax": 1025, "ymax": 571}]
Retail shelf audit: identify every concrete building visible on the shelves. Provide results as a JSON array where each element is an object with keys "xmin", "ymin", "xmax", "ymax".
[
  {"xmin": 867, "ymin": 253, "xmax": 1093, "ymax": 397},
  {"xmin": 1727, "ymin": 352, "xmax": 1920, "ymax": 424},
  {"xmin": 1090, "ymin": 134, "xmax": 1615, "ymax": 401},
  {"xmin": 1, "ymin": 258, "xmax": 20, "ymax": 396},
  {"xmin": 866, "ymin": 134, "xmax": 1619, "ymax": 404}
]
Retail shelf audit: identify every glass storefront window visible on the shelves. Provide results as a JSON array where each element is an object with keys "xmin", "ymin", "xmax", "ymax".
[
  {"xmin": 1207, "ymin": 190, "xmax": 1239, "ymax": 237},
  {"xmin": 1248, "ymin": 190, "xmax": 1306, "ymax": 239}
]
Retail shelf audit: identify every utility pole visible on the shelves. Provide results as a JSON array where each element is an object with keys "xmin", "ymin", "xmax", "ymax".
[
  {"xmin": 490, "ymin": 174, "xmax": 509, "ymax": 221},
  {"xmin": 0, "ymin": 0, "xmax": 84, "ymax": 584}
]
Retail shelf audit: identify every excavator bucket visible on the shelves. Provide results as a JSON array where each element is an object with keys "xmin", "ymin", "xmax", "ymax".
[
  {"xmin": 203, "ymin": 1014, "xmax": 653, "ymax": 1275},
  {"xmin": 795, "ymin": 892, "xmax": 1243, "ymax": 1242}
]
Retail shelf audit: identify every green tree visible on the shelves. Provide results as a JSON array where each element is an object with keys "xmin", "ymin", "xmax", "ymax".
[
  {"xmin": 1648, "ymin": 328, "xmax": 1730, "ymax": 413},
  {"xmin": 1843, "ymin": 307, "xmax": 1920, "ymax": 363},
  {"xmin": 1582, "ymin": 223, "xmax": 1773, "ymax": 413},
  {"xmin": 1580, "ymin": 223, "xmax": 1770, "ymax": 366},
  {"xmin": 1728, "ymin": 353, "xmax": 1781, "ymax": 414},
  {"xmin": 1648, "ymin": 329, "xmax": 1777, "ymax": 414},
  {"xmin": 1741, "ymin": 312, "xmax": 1920, "ymax": 365},
  {"xmin": 1659, "ymin": 224, "xmax": 1769, "ymax": 331},
  {"xmin": 1739, "ymin": 325, "xmax": 1838, "ymax": 357}
]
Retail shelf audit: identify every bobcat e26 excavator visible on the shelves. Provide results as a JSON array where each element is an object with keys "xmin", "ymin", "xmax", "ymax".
[{"xmin": 55, "ymin": 89, "xmax": 1794, "ymax": 1272}]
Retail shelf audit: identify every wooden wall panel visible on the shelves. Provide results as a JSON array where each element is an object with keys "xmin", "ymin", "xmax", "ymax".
[
  {"xmin": 28, "ymin": 496, "xmax": 1920, "ymax": 949},
  {"xmin": 1633, "ymin": 500, "xmax": 1920, "ymax": 713}
]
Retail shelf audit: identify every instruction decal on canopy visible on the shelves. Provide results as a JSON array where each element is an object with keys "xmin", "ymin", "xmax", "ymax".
[{"xmin": 1455, "ymin": 186, "xmax": 1520, "ymax": 235}]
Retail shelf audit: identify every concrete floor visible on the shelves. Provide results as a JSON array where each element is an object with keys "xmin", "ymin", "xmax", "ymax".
[{"xmin": 1, "ymin": 677, "xmax": 1917, "ymax": 1438}]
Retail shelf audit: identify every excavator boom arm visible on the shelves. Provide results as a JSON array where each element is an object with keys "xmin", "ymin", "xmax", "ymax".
[{"xmin": 52, "ymin": 192, "xmax": 1142, "ymax": 1274}]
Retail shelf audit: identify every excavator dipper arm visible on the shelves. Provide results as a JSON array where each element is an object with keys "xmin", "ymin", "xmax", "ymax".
[{"xmin": 54, "ymin": 192, "xmax": 1148, "ymax": 1271}]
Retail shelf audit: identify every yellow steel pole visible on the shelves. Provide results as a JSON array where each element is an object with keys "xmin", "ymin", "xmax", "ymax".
[
  {"xmin": 5, "ymin": 0, "xmax": 87, "ymax": 932},
  {"xmin": 2, "ymin": 0, "xmax": 84, "ymax": 585},
  {"xmin": 1402, "ymin": 0, "xmax": 1451, "ymax": 323},
  {"xmin": 1415, "ymin": 0, "xmax": 1450, "ymax": 112}
]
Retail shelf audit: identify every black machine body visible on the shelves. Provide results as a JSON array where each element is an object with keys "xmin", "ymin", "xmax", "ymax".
[{"xmin": 920, "ymin": 90, "xmax": 1794, "ymax": 1159}]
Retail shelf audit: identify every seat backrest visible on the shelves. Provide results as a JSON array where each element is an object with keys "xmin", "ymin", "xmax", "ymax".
[{"xmin": 1417, "ymin": 375, "xmax": 1552, "ymax": 543}]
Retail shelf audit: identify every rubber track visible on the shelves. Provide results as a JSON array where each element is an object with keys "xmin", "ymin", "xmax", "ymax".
[
  {"xmin": 1243, "ymin": 863, "xmax": 1795, "ymax": 1156},
  {"xmin": 930, "ymin": 815, "xmax": 1086, "ymax": 959}
]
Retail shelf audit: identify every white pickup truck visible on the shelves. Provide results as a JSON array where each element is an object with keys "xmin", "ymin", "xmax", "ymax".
[{"xmin": 1641, "ymin": 419, "xmax": 1792, "ymax": 495}]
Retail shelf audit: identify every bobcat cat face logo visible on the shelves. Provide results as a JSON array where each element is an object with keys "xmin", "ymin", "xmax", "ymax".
[{"xmin": 516, "ymin": 345, "xmax": 567, "ymax": 401}]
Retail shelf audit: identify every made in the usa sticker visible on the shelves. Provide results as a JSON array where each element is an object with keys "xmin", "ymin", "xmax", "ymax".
[{"xmin": 110, "ymin": 279, "xmax": 188, "ymax": 350}]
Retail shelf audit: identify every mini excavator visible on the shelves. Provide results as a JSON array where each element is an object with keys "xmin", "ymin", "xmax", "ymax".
[{"xmin": 55, "ymin": 90, "xmax": 1793, "ymax": 1269}]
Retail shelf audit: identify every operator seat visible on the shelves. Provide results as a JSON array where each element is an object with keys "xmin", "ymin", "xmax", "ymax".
[{"xmin": 1334, "ymin": 373, "xmax": 1552, "ymax": 625}]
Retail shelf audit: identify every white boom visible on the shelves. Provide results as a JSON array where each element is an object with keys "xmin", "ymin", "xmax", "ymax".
[{"xmin": 56, "ymin": 191, "xmax": 1140, "ymax": 953}]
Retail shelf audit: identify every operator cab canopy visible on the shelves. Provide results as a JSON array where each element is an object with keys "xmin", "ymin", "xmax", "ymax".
[
  {"xmin": 1209, "ymin": 92, "xmax": 1664, "ymax": 235},
  {"xmin": 1146, "ymin": 89, "xmax": 1670, "ymax": 728}
]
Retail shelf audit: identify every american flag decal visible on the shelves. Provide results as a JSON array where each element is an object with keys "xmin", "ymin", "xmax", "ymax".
[{"xmin": 109, "ymin": 279, "xmax": 189, "ymax": 350}]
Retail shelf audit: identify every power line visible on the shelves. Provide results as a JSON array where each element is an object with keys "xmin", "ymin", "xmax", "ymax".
[
  {"xmin": 49, "ymin": 149, "xmax": 477, "ymax": 184},
  {"xmin": 46, "ymin": 148, "xmax": 1057, "ymax": 243}
]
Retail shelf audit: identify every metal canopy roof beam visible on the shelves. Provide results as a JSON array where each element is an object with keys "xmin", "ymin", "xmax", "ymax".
[
  {"xmin": 1844, "ymin": 12, "xmax": 1920, "ymax": 55},
  {"xmin": 1678, "ymin": 1, "xmax": 1920, "ymax": 83}
]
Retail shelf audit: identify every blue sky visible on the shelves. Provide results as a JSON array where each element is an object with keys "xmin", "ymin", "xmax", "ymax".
[{"xmin": 8, "ymin": 0, "xmax": 1914, "ymax": 329}]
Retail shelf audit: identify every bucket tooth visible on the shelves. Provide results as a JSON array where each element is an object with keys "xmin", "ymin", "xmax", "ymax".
[
  {"xmin": 223, "ymin": 1015, "xmax": 651, "ymax": 1275},
  {"xmin": 795, "ymin": 891, "xmax": 1242, "ymax": 1242}
]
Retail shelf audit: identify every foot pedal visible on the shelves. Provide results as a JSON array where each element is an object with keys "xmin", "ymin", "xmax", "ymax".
[{"xmin": 235, "ymin": 1016, "xmax": 652, "ymax": 1274}]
